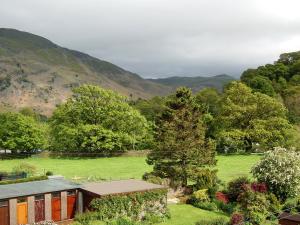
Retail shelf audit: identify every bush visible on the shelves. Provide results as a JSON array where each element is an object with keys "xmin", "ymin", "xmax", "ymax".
[
  {"xmin": 107, "ymin": 217, "xmax": 138, "ymax": 225},
  {"xmin": 230, "ymin": 212, "xmax": 244, "ymax": 225},
  {"xmin": 215, "ymin": 201, "xmax": 236, "ymax": 215},
  {"xmin": 192, "ymin": 189, "xmax": 210, "ymax": 202},
  {"xmin": 237, "ymin": 187, "xmax": 269, "ymax": 225},
  {"xmin": 189, "ymin": 168, "xmax": 218, "ymax": 191},
  {"xmin": 250, "ymin": 182, "xmax": 267, "ymax": 193},
  {"xmin": 227, "ymin": 176, "xmax": 250, "ymax": 201},
  {"xmin": 196, "ymin": 217, "xmax": 229, "ymax": 225},
  {"xmin": 215, "ymin": 192, "xmax": 229, "ymax": 204},
  {"xmin": 45, "ymin": 171, "xmax": 53, "ymax": 176},
  {"xmin": 252, "ymin": 147, "xmax": 300, "ymax": 200},
  {"xmin": 266, "ymin": 193, "xmax": 281, "ymax": 217},
  {"xmin": 282, "ymin": 197, "xmax": 300, "ymax": 213},
  {"xmin": 191, "ymin": 201, "xmax": 218, "ymax": 211},
  {"xmin": 12, "ymin": 162, "xmax": 36, "ymax": 176},
  {"xmin": 142, "ymin": 172, "xmax": 164, "ymax": 185},
  {"xmin": 0, "ymin": 175, "xmax": 47, "ymax": 185}
]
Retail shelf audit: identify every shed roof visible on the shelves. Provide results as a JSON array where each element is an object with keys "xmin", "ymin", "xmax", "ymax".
[
  {"xmin": 0, "ymin": 178, "xmax": 79, "ymax": 200},
  {"xmin": 80, "ymin": 179, "xmax": 166, "ymax": 196},
  {"xmin": 279, "ymin": 212, "xmax": 300, "ymax": 222}
]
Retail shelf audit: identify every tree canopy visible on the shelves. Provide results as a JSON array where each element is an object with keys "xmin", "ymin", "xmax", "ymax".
[
  {"xmin": 146, "ymin": 87, "xmax": 216, "ymax": 187},
  {"xmin": 0, "ymin": 112, "xmax": 46, "ymax": 152},
  {"xmin": 216, "ymin": 81, "xmax": 294, "ymax": 152},
  {"xmin": 49, "ymin": 85, "xmax": 150, "ymax": 153}
]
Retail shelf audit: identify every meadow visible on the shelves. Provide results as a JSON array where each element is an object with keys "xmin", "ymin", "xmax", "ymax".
[{"xmin": 0, "ymin": 154, "xmax": 260, "ymax": 183}]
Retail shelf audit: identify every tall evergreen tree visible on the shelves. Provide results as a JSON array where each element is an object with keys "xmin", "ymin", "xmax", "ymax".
[{"xmin": 147, "ymin": 87, "xmax": 216, "ymax": 187}]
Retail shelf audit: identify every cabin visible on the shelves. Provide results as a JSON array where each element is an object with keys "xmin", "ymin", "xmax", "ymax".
[
  {"xmin": 0, "ymin": 177, "xmax": 166, "ymax": 225},
  {"xmin": 279, "ymin": 212, "xmax": 300, "ymax": 225}
]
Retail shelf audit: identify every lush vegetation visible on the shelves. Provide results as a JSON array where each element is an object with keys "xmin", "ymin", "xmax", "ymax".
[
  {"xmin": 241, "ymin": 51, "xmax": 300, "ymax": 123},
  {"xmin": 146, "ymin": 87, "xmax": 216, "ymax": 188},
  {"xmin": 75, "ymin": 189, "xmax": 168, "ymax": 224},
  {"xmin": 49, "ymin": 85, "xmax": 151, "ymax": 153}
]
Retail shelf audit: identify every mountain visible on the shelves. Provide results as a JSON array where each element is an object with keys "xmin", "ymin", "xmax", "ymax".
[
  {"xmin": 0, "ymin": 28, "xmax": 171, "ymax": 115},
  {"xmin": 147, "ymin": 74, "xmax": 235, "ymax": 92}
]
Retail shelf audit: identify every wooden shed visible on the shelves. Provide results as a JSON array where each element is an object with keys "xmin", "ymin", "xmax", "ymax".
[
  {"xmin": 0, "ymin": 177, "xmax": 79, "ymax": 225},
  {"xmin": 279, "ymin": 212, "xmax": 300, "ymax": 225}
]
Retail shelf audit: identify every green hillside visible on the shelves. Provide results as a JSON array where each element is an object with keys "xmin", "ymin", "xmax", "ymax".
[
  {"xmin": 148, "ymin": 74, "xmax": 235, "ymax": 92},
  {"xmin": 0, "ymin": 28, "xmax": 171, "ymax": 115}
]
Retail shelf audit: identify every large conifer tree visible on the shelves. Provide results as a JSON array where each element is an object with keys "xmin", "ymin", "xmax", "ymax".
[{"xmin": 147, "ymin": 87, "xmax": 216, "ymax": 187}]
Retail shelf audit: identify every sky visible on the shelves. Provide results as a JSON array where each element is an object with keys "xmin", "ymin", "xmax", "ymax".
[{"xmin": 1, "ymin": 0, "xmax": 300, "ymax": 78}]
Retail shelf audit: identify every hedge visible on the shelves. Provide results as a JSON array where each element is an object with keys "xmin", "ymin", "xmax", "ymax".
[{"xmin": 0, "ymin": 175, "xmax": 48, "ymax": 185}]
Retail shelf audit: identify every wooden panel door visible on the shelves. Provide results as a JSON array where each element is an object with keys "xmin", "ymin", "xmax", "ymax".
[
  {"xmin": 67, "ymin": 191, "xmax": 77, "ymax": 219},
  {"xmin": 51, "ymin": 193, "xmax": 61, "ymax": 222},
  {"xmin": 35, "ymin": 195, "xmax": 45, "ymax": 222},
  {"xmin": 0, "ymin": 201, "xmax": 9, "ymax": 225},
  {"xmin": 17, "ymin": 200, "xmax": 28, "ymax": 225}
]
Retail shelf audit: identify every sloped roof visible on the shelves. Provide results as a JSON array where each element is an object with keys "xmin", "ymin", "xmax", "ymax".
[
  {"xmin": 80, "ymin": 179, "xmax": 166, "ymax": 196},
  {"xmin": 0, "ymin": 178, "xmax": 79, "ymax": 200}
]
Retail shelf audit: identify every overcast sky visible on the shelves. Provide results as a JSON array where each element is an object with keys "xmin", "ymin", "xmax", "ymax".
[{"xmin": 1, "ymin": 0, "xmax": 300, "ymax": 78}]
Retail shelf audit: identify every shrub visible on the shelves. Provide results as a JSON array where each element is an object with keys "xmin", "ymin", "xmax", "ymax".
[
  {"xmin": 107, "ymin": 217, "xmax": 138, "ymax": 225},
  {"xmin": 12, "ymin": 162, "xmax": 36, "ymax": 176},
  {"xmin": 88, "ymin": 189, "xmax": 168, "ymax": 221},
  {"xmin": 227, "ymin": 176, "xmax": 250, "ymax": 201},
  {"xmin": 45, "ymin": 171, "xmax": 53, "ymax": 176},
  {"xmin": 191, "ymin": 201, "xmax": 218, "ymax": 211},
  {"xmin": 230, "ymin": 212, "xmax": 244, "ymax": 225},
  {"xmin": 282, "ymin": 197, "xmax": 300, "ymax": 213},
  {"xmin": 0, "ymin": 175, "xmax": 47, "ymax": 185},
  {"xmin": 215, "ymin": 201, "xmax": 236, "ymax": 215},
  {"xmin": 196, "ymin": 217, "xmax": 229, "ymax": 225},
  {"xmin": 142, "ymin": 172, "xmax": 164, "ymax": 185},
  {"xmin": 192, "ymin": 189, "xmax": 210, "ymax": 202},
  {"xmin": 215, "ymin": 192, "xmax": 229, "ymax": 204},
  {"xmin": 266, "ymin": 193, "xmax": 281, "ymax": 217},
  {"xmin": 252, "ymin": 147, "xmax": 300, "ymax": 200},
  {"xmin": 237, "ymin": 187, "xmax": 269, "ymax": 225},
  {"xmin": 189, "ymin": 168, "xmax": 218, "ymax": 191},
  {"xmin": 250, "ymin": 182, "xmax": 267, "ymax": 193}
]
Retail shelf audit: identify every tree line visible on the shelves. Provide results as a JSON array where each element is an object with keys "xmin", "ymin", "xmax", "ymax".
[{"xmin": 0, "ymin": 52, "xmax": 299, "ymax": 155}]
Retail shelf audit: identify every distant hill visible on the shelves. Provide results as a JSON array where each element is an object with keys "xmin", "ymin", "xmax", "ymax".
[
  {"xmin": 0, "ymin": 28, "xmax": 172, "ymax": 115},
  {"xmin": 148, "ymin": 74, "xmax": 235, "ymax": 92}
]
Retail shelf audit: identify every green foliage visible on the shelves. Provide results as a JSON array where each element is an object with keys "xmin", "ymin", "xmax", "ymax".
[
  {"xmin": 49, "ymin": 85, "xmax": 150, "ymax": 153},
  {"xmin": 88, "ymin": 189, "xmax": 168, "ymax": 221},
  {"xmin": 237, "ymin": 187, "xmax": 270, "ymax": 225},
  {"xmin": 241, "ymin": 51, "xmax": 300, "ymax": 124},
  {"xmin": 282, "ymin": 197, "xmax": 300, "ymax": 213},
  {"xmin": 0, "ymin": 175, "xmax": 47, "ymax": 185},
  {"xmin": 188, "ymin": 168, "xmax": 218, "ymax": 191},
  {"xmin": 192, "ymin": 189, "xmax": 210, "ymax": 202},
  {"xmin": 45, "ymin": 171, "xmax": 53, "ymax": 176},
  {"xmin": 12, "ymin": 162, "xmax": 36, "ymax": 176},
  {"xmin": 216, "ymin": 81, "xmax": 293, "ymax": 152},
  {"xmin": 147, "ymin": 87, "xmax": 216, "ymax": 187},
  {"xmin": 191, "ymin": 201, "xmax": 218, "ymax": 212},
  {"xmin": 195, "ymin": 218, "xmax": 229, "ymax": 225},
  {"xmin": 0, "ymin": 112, "xmax": 46, "ymax": 152},
  {"xmin": 227, "ymin": 176, "xmax": 250, "ymax": 202},
  {"xmin": 252, "ymin": 147, "xmax": 300, "ymax": 200},
  {"xmin": 131, "ymin": 96, "xmax": 167, "ymax": 122}
]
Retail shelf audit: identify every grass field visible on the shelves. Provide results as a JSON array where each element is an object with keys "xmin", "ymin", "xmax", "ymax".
[{"xmin": 0, "ymin": 154, "xmax": 260, "ymax": 183}]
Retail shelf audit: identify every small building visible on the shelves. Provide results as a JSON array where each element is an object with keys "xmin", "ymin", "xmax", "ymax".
[
  {"xmin": 0, "ymin": 178, "xmax": 166, "ymax": 225},
  {"xmin": 279, "ymin": 212, "xmax": 300, "ymax": 225}
]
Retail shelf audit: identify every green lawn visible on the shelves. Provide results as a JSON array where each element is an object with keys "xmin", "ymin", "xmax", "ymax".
[
  {"xmin": 0, "ymin": 154, "xmax": 260, "ymax": 183},
  {"xmin": 160, "ymin": 204, "xmax": 229, "ymax": 225}
]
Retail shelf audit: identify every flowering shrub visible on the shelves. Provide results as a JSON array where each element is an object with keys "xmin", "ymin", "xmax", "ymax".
[
  {"xmin": 230, "ymin": 212, "xmax": 244, "ymax": 225},
  {"xmin": 252, "ymin": 147, "xmax": 300, "ymax": 200},
  {"xmin": 215, "ymin": 192, "xmax": 229, "ymax": 204},
  {"xmin": 227, "ymin": 176, "xmax": 250, "ymax": 201},
  {"xmin": 250, "ymin": 182, "xmax": 267, "ymax": 193}
]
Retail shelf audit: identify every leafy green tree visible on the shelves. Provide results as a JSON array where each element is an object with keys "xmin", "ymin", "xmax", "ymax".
[
  {"xmin": 216, "ymin": 81, "xmax": 293, "ymax": 152},
  {"xmin": 244, "ymin": 75, "xmax": 276, "ymax": 97},
  {"xmin": 252, "ymin": 147, "xmax": 300, "ymax": 200},
  {"xmin": 0, "ymin": 112, "xmax": 46, "ymax": 152},
  {"xmin": 146, "ymin": 87, "xmax": 216, "ymax": 187},
  {"xmin": 130, "ymin": 96, "xmax": 167, "ymax": 122},
  {"xmin": 49, "ymin": 85, "xmax": 150, "ymax": 153}
]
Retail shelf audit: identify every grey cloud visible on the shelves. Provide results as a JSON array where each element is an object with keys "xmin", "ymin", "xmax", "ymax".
[{"xmin": 1, "ymin": 0, "xmax": 300, "ymax": 78}]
